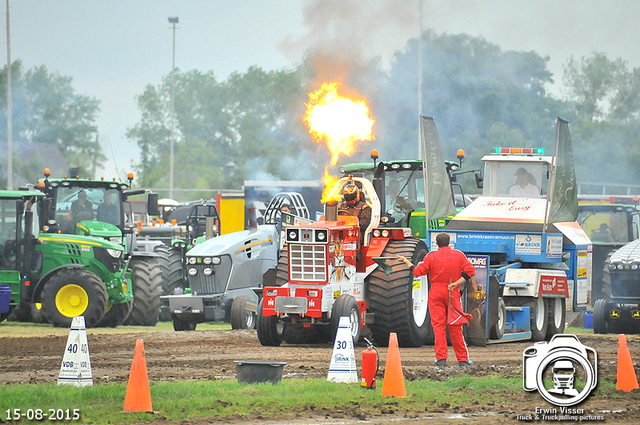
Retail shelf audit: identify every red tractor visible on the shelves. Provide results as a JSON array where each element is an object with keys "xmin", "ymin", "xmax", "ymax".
[{"xmin": 257, "ymin": 176, "xmax": 430, "ymax": 347}]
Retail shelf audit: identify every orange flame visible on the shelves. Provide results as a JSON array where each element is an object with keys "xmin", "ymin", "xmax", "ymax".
[
  {"xmin": 304, "ymin": 82, "xmax": 375, "ymax": 166},
  {"xmin": 320, "ymin": 167, "xmax": 342, "ymax": 204}
]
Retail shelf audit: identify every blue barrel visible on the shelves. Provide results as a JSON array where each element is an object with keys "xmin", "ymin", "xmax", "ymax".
[
  {"xmin": 584, "ymin": 312, "xmax": 593, "ymax": 329},
  {"xmin": 0, "ymin": 284, "xmax": 11, "ymax": 314}
]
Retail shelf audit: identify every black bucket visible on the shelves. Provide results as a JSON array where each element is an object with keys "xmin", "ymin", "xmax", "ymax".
[{"xmin": 234, "ymin": 360, "xmax": 286, "ymax": 384}]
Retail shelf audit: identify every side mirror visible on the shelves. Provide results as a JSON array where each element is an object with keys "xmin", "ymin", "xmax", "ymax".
[
  {"xmin": 474, "ymin": 170, "xmax": 484, "ymax": 189},
  {"xmin": 147, "ymin": 193, "xmax": 159, "ymax": 216}
]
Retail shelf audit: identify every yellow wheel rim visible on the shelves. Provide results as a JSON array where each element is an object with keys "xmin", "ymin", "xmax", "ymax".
[
  {"xmin": 35, "ymin": 302, "xmax": 42, "ymax": 311},
  {"xmin": 55, "ymin": 284, "xmax": 89, "ymax": 317}
]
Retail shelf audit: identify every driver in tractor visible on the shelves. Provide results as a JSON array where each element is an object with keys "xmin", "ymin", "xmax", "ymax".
[
  {"xmin": 71, "ymin": 190, "xmax": 93, "ymax": 223},
  {"xmin": 338, "ymin": 181, "xmax": 371, "ymax": 244}
]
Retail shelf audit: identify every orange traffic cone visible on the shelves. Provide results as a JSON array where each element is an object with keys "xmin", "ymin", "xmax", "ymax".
[
  {"xmin": 381, "ymin": 332, "xmax": 406, "ymax": 398},
  {"xmin": 123, "ymin": 339, "xmax": 153, "ymax": 412},
  {"xmin": 617, "ymin": 334, "xmax": 639, "ymax": 392}
]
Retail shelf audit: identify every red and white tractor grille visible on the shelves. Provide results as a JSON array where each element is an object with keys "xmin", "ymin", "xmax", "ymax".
[{"xmin": 289, "ymin": 244, "xmax": 327, "ymax": 282}]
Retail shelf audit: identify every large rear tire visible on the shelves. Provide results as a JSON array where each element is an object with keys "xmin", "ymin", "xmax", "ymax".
[
  {"xmin": 230, "ymin": 294, "xmax": 256, "ymax": 330},
  {"xmin": 125, "ymin": 259, "xmax": 163, "ymax": 326},
  {"xmin": 96, "ymin": 300, "xmax": 133, "ymax": 327},
  {"xmin": 530, "ymin": 297, "xmax": 548, "ymax": 341},
  {"xmin": 257, "ymin": 298, "xmax": 284, "ymax": 346},
  {"xmin": 366, "ymin": 239, "xmax": 429, "ymax": 347},
  {"xmin": 41, "ymin": 269, "xmax": 108, "ymax": 328},
  {"xmin": 154, "ymin": 245, "xmax": 186, "ymax": 295},
  {"xmin": 545, "ymin": 298, "xmax": 566, "ymax": 340}
]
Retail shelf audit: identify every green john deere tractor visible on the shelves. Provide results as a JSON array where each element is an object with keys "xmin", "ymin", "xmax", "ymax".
[
  {"xmin": 34, "ymin": 170, "xmax": 163, "ymax": 326},
  {"xmin": 0, "ymin": 190, "xmax": 132, "ymax": 328}
]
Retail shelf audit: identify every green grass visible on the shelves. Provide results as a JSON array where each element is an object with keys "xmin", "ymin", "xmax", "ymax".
[
  {"xmin": 565, "ymin": 326, "xmax": 593, "ymax": 335},
  {"xmin": 0, "ymin": 377, "xmax": 523, "ymax": 424},
  {"xmin": 0, "ymin": 321, "xmax": 231, "ymax": 338}
]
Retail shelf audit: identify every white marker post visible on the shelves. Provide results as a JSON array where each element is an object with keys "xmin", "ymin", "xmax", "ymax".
[
  {"xmin": 327, "ymin": 316, "xmax": 358, "ymax": 383},
  {"xmin": 58, "ymin": 316, "xmax": 93, "ymax": 387}
]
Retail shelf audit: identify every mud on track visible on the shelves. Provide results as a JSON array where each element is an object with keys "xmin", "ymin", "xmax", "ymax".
[{"xmin": 1, "ymin": 328, "xmax": 640, "ymax": 423}]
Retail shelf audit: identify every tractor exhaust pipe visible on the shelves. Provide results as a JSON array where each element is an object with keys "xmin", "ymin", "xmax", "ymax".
[{"xmin": 325, "ymin": 198, "xmax": 339, "ymax": 221}]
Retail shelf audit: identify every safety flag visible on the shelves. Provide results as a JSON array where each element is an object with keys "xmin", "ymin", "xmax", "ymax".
[
  {"xmin": 447, "ymin": 289, "xmax": 472, "ymax": 326},
  {"xmin": 420, "ymin": 116, "xmax": 457, "ymax": 222}
]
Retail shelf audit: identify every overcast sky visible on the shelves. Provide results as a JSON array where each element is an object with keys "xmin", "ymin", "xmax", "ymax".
[{"xmin": 6, "ymin": 0, "xmax": 640, "ymax": 180}]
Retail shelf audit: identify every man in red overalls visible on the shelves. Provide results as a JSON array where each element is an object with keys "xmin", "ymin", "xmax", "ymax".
[{"xmin": 398, "ymin": 232, "xmax": 475, "ymax": 367}]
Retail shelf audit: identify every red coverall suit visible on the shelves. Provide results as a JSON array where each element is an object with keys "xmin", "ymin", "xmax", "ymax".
[{"xmin": 412, "ymin": 246, "xmax": 476, "ymax": 362}]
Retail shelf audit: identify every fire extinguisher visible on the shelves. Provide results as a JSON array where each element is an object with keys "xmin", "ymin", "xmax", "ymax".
[{"xmin": 361, "ymin": 337, "xmax": 378, "ymax": 389}]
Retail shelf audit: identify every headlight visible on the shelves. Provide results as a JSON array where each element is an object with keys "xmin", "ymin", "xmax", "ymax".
[
  {"xmin": 609, "ymin": 264, "xmax": 617, "ymax": 270},
  {"xmin": 188, "ymin": 268, "xmax": 197, "ymax": 276},
  {"xmin": 203, "ymin": 257, "xmax": 212, "ymax": 265},
  {"xmin": 373, "ymin": 230, "xmax": 381, "ymax": 237},
  {"xmin": 188, "ymin": 257, "xmax": 197, "ymax": 265},
  {"xmin": 381, "ymin": 230, "xmax": 389, "ymax": 237},
  {"xmin": 315, "ymin": 229, "xmax": 327, "ymax": 242},
  {"xmin": 211, "ymin": 257, "xmax": 221, "ymax": 265},
  {"xmin": 617, "ymin": 264, "xmax": 624, "ymax": 270},
  {"xmin": 109, "ymin": 237, "xmax": 123, "ymax": 245},
  {"xmin": 632, "ymin": 264, "xmax": 638, "ymax": 270},
  {"xmin": 107, "ymin": 249, "xmax": 122, "ymax": 258},
  {"xmin": 203, "ymin": 268, "xmax": 212, "ymax": 276}
]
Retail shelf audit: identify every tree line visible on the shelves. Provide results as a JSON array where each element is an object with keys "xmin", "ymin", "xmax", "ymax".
[{"xmin": 2, "ymin": 31, "xmax": 640, "ymax": 197}]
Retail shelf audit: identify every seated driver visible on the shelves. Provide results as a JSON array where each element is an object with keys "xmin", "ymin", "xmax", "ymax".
[
  {"xmin": 338, "ymin": 182, "xmax": 371, "ymax": 244},
  {"xmin": 508, "ymin": 167, "xmax": 540, "ymax": 198}
]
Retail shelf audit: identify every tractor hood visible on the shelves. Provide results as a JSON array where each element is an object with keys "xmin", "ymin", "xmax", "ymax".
[
  {"xmin": 186, "ymin": 225, "xmax": 278, "ymax": 257},
  {"xmin": 75, "ymin": 220, "xmax": 122, "ymax": 238},
  {"xmin": 39, "ymin": 233, "xmax": 124, "ymax": 251},
  {"xmin": 609, "ymin": 238, "xmax": 640, "ymax": 265}
]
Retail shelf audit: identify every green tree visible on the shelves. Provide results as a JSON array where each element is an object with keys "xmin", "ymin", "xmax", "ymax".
[
  {"xmin": 0, "ymin": 61, "xmax": 103, "ymax": 179},
  {"xmin": 563, "ymin": 52, "xmax": 629, "ymax": 121}
]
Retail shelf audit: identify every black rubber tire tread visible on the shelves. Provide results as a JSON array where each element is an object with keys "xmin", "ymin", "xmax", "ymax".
[
  {"xmin": 7, "ymin": 301, "xmax": 32, "ymax": 322},
  {"xmin": 154, "ymin": 245, "xmax": 186, "ymax": 295},
  {"xmin": 593, "ymin": 298, "xmax": 609, "ymax": 334},
  {"xmin": 126, "ymin": 259, "xmax": 163, "ymax": 326},
  {"xmin": 490, "ymin": 298, "xmax": 506, "ymax": 340},
  {"xmin": 330, "ymin": 294, "xmax": 361, "ymax": 346},
  {"xmin": 96, "ymin": 300, "xmax": 133, "ymax": 327},
  {"xmin": 274, "ymin": 244, "xmax": 289, "ymax": 287},
  {"xmin": 366, "ymin": 238, "xmax": 429, "ymax": 347},
  {"xmin": 230, "ymin": 294, "xmax": 255, "ymax": 330},
  {"xmin": 544, "ymin": 298, "xmax": 566, "ymax": 340},
  {"xmin": 30, "ymin": 303, "xmax": 48, "ymax": 324},
  {"xmin": 173, "ymin": 318, "xmax": 197, "ymax": 331},
  {"xmin": 257, "ymin": 298, "xmax": 284, "ymax": 346},
  {"xmin": 0, "ymin": 311, "xmax": 8, "ymax": 323},
  {"xmin": 529, "ymin": 297, "xmax": 548, "ymax": 342},
  {"xmin": 41, "ymin": 269, "xmax": 108, "ymax": 328}
]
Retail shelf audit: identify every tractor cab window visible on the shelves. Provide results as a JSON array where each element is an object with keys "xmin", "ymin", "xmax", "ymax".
[
  {"xmin": 483, "ymin": 161, "xmax": 549, "ymax": 198},
  {"xmin": 384, "ymin": 168, "xmax": 423, "ymax": 226},
  {"xmin": 55, "ymin": 186, "xmax": 122, "ymax": 232},
  {"xmin": 0, "ymin": 200, "xmax": 18, "ymax": 268},
  {"xmin": 578, "ymin": 208, "xmax": 635, "ymax": 243}
]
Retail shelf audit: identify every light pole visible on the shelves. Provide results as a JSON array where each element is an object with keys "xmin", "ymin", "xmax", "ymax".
[
  {"xmin": 168, "ymin": 16, "xmax": 178, "ymax": 199},
  {"xmin": 6, "ymin": 0, "xmax": 12, "ymax": 189}
]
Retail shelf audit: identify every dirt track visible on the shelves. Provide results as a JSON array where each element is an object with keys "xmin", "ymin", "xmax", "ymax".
[{"xmin": 1, "ymin": 328, "xmax": 640, "ymax": 423}]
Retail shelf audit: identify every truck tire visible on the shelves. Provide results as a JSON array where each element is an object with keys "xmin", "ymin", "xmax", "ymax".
[
  {"xmin": 154, "ymin": 245, "xmax": 186, "ymax": 295},
  {"xmin": 545, "ymin": 298, "xmax": 566, "ymax": 340},
  {"xmin": 41, "ymin": 269, "xmax": 108, "ymax": 328},
  {"xmin": 230, "ymin": 294, "xmax": 256, "ymax": 329},
  {"xmin": 96, "ymin": 300, "xmax": 133, "ymax": 327},
  {"xmin": 593, "ymin": 298, "xmax": 610, "ymax": 334},
  {"xmin": 126, "ymin": 259, "xmax": 163, "ymax": 326},
  {"xmin": 529, "ymin": 297, "xmax": 548, "ymax": 341},
  {"xmin": 173, "ymin": 317, "xmax": 197, "ymax": 331},
  {"xmin": 257, "ymin": 298, "xmax": 284, "ymax": 346},
  {"xmin": 489, "ymin": 298, "xmax": 506, "ymax": 340},
  {"xmin": 366, "ymin": 239, "xmax": 429, "ymax": 347},
  {"xmin": 330, "ymin": 294, "xmax": 361, "ymax": 346}
]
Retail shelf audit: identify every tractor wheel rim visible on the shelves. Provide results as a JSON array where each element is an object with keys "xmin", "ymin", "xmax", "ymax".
[
  {"xmin": 536, "ymin": 297, "xmax": 545, "ymax": 329},
  {"xmin": 55, "ymin": 284, "xmax": 89, "ymax": 318}
]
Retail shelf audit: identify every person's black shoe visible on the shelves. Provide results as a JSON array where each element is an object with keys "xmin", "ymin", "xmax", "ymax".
[
  {"xmin": 459, "ymin": 360, "xmax": 473, "ymax": 367},
  {"xmin": 433, "ymin": 359, "xmax": 447, "ymax": 366}
]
